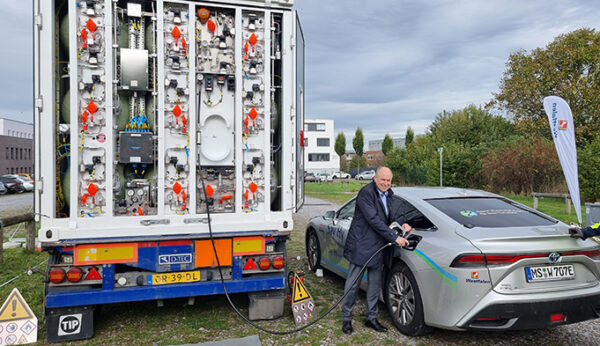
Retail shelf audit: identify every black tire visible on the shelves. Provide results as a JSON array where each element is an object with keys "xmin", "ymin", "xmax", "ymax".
[
  {"xmin": 384, "ymin": 262, "xmax": 431, "ymax": 336},
  {"xmin": 306, "ymin": 229, "xmax": 321, "ymax": 272}
]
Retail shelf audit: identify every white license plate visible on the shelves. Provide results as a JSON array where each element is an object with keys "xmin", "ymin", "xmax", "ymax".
[{"xmin": 525, "ymin": 264, "xmax": 575, "ymax": 282}]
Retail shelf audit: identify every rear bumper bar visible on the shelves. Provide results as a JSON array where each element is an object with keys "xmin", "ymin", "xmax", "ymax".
[
  {"xmin": 46, "ymin": 275, "xmax": 285, "ymax": 308},
  {"xmin": 460, "ymin": 293, "xmax": 600, "ymax": 330}
]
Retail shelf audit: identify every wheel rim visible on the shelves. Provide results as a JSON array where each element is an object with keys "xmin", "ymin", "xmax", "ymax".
[
  {"xmin": 308, "ymin": 232, "xmax": 319, "ymax": 269},
  {"xmin": 388, "ymin": 271, "xmax": 416, "ymax": 326}
]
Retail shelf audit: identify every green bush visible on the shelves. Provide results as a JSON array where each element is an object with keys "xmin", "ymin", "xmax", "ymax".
[
  {"xmin": 579, "ymin": 136, "xmax": 600, "ymax": 201},
  {"xmin": 481, "ymin": 136, "xmax": 562, "ymax": 194}
]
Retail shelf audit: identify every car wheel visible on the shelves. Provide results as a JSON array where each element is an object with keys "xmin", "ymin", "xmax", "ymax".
[
  {"xmin": 306, "ymin": 229, "xmax": 321, "ymax": 272},
  {"xmin": 385, "ymin": 262, "xmax": 430, "ymax": 336}
]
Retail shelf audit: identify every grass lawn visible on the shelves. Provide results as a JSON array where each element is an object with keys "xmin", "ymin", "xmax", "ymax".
[{"xmin": 304, "ymin": 180, "xmax": 365, "ymax": 205}]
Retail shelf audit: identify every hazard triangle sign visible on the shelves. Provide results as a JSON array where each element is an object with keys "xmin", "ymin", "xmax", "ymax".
[
  {"xmin": 0, "ymin": 288, "xmax": 35, "ymax": 323},
  {"xmin": 290, "ymin": 272, "xmax": 316, "ymax": 326}
]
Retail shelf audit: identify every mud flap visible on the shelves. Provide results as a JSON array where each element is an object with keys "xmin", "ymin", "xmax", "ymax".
[
  {"xmin": 248, "ymin": 289, "xmax": 285, "ymax": 320},
  {"xmin": 46, "ymin": 306, "xmax": 95, "ymax": 343}
]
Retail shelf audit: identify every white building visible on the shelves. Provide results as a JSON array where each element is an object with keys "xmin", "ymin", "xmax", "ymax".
[
  {"xmin": 368, "ymin": 137, "xmax": 405, "ymax": 151},
  {"xmin": 303, "ymin": 119, "xmax": 339, "ymax": 174},
  {"xmin": 0, "ymin": 118, "xmax": 33, "ymax": 139}
]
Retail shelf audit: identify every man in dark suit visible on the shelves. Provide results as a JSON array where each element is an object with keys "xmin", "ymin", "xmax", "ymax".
[{"xmin": 341, "ymin": 166, "xmax": 412, "ymax": 334}]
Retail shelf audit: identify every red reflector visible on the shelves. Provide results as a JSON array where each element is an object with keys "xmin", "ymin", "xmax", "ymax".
[
  {"xmin": 476, "ymin": 317, "xmax": 501, "ymax": 321},
  {"xmin": 258, "ymin": 257, "xmax": 271, "ymax": 270},
  {"xmin": 272, "ymin": 256, "xmax": 284, "ymax": 269},
  {"xmin": 243, "ymin": 258, "xmax": 258, "ymax": 270},
  {"xmin": 85, "ymin": 266, "xmax": 102, "ymax": 280},
  {"xmin": 49, "ymin": 268, "xmax": 66, "ymax": 284},
  {"xmin": 67, "ymin": 267, "xmax": 83, "ymax": 283},
  {"xmin": 551, "ymin": 313, "xmax": 566, "ymax": 322}
]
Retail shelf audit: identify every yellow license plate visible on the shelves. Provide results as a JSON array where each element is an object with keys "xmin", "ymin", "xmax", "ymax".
[{"xmin": 150, "ymin": 271, "xmax": 201, "ymax": 285}]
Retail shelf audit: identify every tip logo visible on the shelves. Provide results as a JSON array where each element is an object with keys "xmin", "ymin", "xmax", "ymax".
[
  {"xmin": 471, "ymin": 272, "xmax": 479, "ymax": 279},
  {"xmin": 558, "ymin": 120, "xmax": 567, "ymax": 130}
]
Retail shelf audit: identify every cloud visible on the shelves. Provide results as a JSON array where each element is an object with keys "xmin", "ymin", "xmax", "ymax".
[{"xmin": 297, "ymin": 0, "xmax": 600, "ymax": 144}]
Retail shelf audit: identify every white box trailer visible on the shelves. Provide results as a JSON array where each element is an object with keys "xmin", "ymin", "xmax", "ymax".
[{"xmin": 33, "ymin": 0, "xmax": 304, "ymax": 341}]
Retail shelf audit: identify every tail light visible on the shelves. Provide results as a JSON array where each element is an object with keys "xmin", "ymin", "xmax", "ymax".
[
  {"xmin": 67, "ymin": 267, "xmax": 84, "ymax": 282},
  {"xmin": 550, "ymin": 313, "xmax": 567, "ymax": 323},
  {"xmin": 452, "ymin": 249, "xmax": 600, "ymax": 268},
  {"xmin": 49, "ymin": 268, "xmax": 66, "ymax": 283},
  {"xmin": 561, "ymin": 249, "xmax": 600, "ymax": 260},
  {"xmin": 258, "ymin": 257, "xmax": 271, "ymax": 270},
  {"xmin": 272, "ymin": 256, "xmax": 285, "ymax": 269}
]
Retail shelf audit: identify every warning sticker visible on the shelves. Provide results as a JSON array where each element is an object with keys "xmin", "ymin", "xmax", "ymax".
[
  {"xmin": 0, "ymin": 289, "xmax": 35, "ymax": 323},
  {"xmin": 292, "ymin": 274, "xmax": 311, "ymax": 303},
  {"xmin": 0, "ymin": 288, "xmax": 38, "ymax": 344}
]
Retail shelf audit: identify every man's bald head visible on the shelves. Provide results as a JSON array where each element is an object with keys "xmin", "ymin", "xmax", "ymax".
[{"xmin": 374, "ymin": 166, "xmax": 393, "ymax": 193}]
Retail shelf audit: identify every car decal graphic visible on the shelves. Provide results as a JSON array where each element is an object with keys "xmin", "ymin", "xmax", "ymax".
[
  {"xmin": 322, "ymin": 258, "xmax": 368, "ymax": 281},
  {"xmin": 414, "ymin": 249, "xmax": 457, "ymax": 289}
]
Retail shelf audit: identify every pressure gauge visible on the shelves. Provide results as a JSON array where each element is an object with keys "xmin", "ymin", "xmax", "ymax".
[
  {"xmin": 137, "ymin": 189, "xmax": 144, "ymax": 196},
  {"xmin": 127, "ymin": 190, "xmax": 135, "ymax": 197}
]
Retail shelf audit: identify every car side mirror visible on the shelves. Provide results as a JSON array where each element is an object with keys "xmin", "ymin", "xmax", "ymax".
[{"xmin": 324, "ymin": 210, "xmax": 335, "ymax": 219}]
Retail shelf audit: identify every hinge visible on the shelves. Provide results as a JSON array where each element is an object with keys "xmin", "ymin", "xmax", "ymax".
[
  {"xmin": 35, "ymin": 13, "xmax": 43, "ymax": 29},
  {"xmin": 35, "ymin": 97, "xmax": 43, "ymax": 111},
  {"xmin": 290, "ymin": 35, "xmax": 295, "ymax": 49},
  {"xmin": 36, "ymin": 179, "xmax": 43, "ymax": 193},
  {"xmin": 290, "ymin": 106, "xmax": 295, "ymax": 120}
]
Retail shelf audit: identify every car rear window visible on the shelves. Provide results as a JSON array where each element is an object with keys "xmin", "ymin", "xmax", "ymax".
[{"xmin": 426, "ymin": 197, "xmax": 557, "ymax": 228}]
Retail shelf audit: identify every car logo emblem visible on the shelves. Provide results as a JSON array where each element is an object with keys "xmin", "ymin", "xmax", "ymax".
[
  {"xmin": 548, "ymin": 252, "xmax": 561, "ymax": 263},
  {"xmin": 471, "ymin": 272, "xmax": 479, "ymax": 279}
]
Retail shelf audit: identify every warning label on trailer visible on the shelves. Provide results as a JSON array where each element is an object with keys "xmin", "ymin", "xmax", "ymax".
[{"xmin": 0, "ymin": 288, "xmax": 38, "ymax": 344}]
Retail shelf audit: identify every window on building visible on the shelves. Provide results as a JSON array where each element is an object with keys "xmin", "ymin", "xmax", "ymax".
[
  {"xmin": 5, "ymin": 147, "xmax": 8, "ymax": 159},
  {"xmin": 308, "ymin": 153, "xmax": 330, "ymax": 162},
  {"xmin": 367, "ymin": 154, "xmax": 373, "ymax": 160},
  {"xmin": 28, "ymin": 149, "xmax": 31, "ymax": 160},
  {"xmin": 305, "ymin": 123, "xmax": 326, "ymax": 132},
  {"xmin": 10, "ymin": 168, "xmax": 14, "ymax": 174},
  {"xmin": 10, "ymin": 147, "xmax": 14, "ymax": 159},
  {"xmin": 20, "ymin": 148, "xmax": 23, "ymax": 160},
  {"xmin": 316, "ymin": 138, "xmax": 330, "ymax": 147}
]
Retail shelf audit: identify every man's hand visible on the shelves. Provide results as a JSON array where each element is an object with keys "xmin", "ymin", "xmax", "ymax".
[
  {"xmin": 569, "ymin": 227, "xmax": 585, "ymax": 239},
  {"xmin": 395, "ymin": 236, "xmax": 409, "ymax": 247},
  {"xmin": 402, "ymin": 223, "xmax": 413, "ymax": 235}
]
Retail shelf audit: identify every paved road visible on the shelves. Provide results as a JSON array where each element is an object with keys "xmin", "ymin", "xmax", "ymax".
[
  {"xmin": 297, "ymin": 196, "xmax": 600, "ymax": 346},
  {"xmin": 0, "ymin": 192, "xmax": 33, "ymax": 214}
]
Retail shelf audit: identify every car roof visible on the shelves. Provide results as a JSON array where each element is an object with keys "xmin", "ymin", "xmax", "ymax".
[{"xmin": 391, "ymin": 186, "xmax": 498, "ymax": 200}]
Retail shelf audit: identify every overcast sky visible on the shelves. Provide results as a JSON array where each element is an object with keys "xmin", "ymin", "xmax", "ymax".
[{"xmin": 3, "ymin": 1, "xmax": 600, "ymax": 145}]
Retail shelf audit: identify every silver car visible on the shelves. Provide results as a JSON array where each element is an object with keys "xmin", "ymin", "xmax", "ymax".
[{"xmin": 305, "ymin": 187, "xmax": 600, "ymax": 335}]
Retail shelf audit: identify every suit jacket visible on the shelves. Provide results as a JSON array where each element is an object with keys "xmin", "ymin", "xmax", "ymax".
[{"xmin": 343, "ymin": 181, "xmax": 399, "ymax": 268}]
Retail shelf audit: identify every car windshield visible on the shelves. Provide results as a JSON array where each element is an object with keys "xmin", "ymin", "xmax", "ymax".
[{"xmin": 426, "ymin": 197, "xmax": 557, "ymax": 228}]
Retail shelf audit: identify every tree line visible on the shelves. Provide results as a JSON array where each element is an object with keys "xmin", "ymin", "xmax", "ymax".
[{"xmin": 334, "ymin": 28, "xmax": 600, "ymax": 202}]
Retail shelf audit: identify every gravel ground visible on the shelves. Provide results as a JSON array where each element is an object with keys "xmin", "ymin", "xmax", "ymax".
[{"xmin": 292, "ymin": 196, "xmax": 600, "ymax": 346}]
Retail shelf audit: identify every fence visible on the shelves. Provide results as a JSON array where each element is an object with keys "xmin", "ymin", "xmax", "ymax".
[{"xmin": 0, "ymin": 212, "xmax": 35, "ymax": 264}]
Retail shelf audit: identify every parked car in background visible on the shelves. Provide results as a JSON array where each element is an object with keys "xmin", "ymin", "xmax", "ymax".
[
  {"xmin": 355, "ymin": 170, "xmax": 375, "ymax": 180},
  {"xmin": 316, "ymin": 173, "xmax": 333, "ymax": 182},
  {"xmin": 17, "ymin": 173, "xmax": 34, "ymax": 181},
  {"xmin": 5, "ymin": 175, "xmax": 34, "ymax": 192},
  {"xmin": 0, "ymin": 176, "xmax": 25, "ymax": 193},
  {"xmin": 304, "ymin": 172, "xmax": 318, "ymax": 182},
  {"xmin": 330, "ymin": 171, "xmax": 351, "ymax": 179},
  {"xmin": 306, "ymin": 187, "xmax": 600, "ymax": 336},
  {"xmin": 0, "ymin": 181, "xmax": 7, "ymax": 195}
]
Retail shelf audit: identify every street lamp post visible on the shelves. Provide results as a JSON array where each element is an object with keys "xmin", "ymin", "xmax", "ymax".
[{"xmin": 437, "ymin": 147, "xmax": 443, "ymax": 187}]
